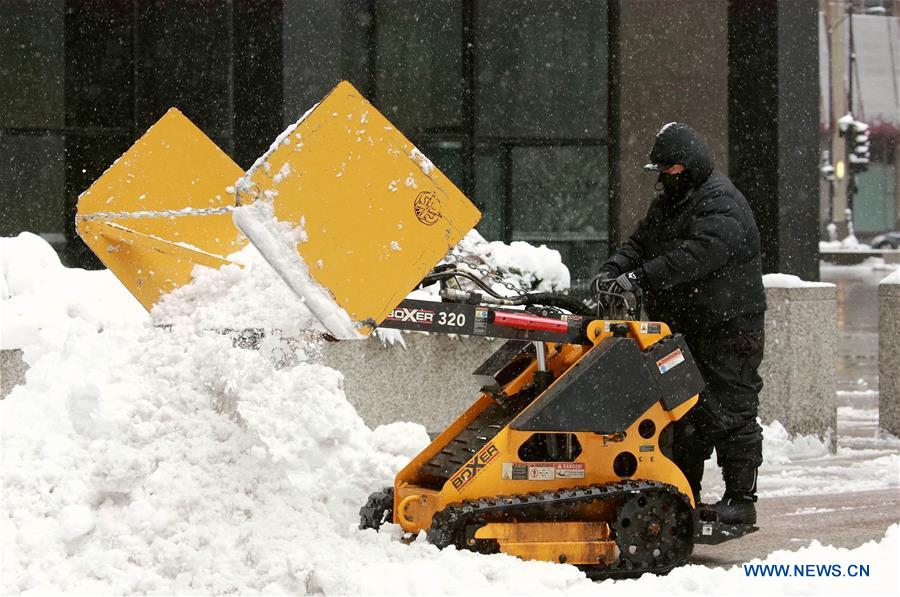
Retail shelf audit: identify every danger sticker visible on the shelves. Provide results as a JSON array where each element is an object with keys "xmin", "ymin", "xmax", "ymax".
[
  {"xmin": 656, "ymin": 348, "xmax": 685, "ymax": 374},
  {"xmin": 502, "ymin": 462, "xmax": 585, "ymax": 481},
  {"xmin": 555, "ymin": 462, "xmax": 585, "ymax": 479}
]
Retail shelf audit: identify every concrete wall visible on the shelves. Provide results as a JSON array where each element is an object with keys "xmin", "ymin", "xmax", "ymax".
[
  {"xmin": 327, "ymin": 286, "xmax": 838, "ymax": 439},
  {"xmin": 758, "ymin": 285, "xmax": 838, "ymax": 440},
  {"xmin": 1, "ymin": 286, "xmax": 839, "ymax": 440},
  {"xmin": 0, "ymin": 349, "xmax": 27, "ymax": 399},
  {"xmin": 616, "ymin": 0, "xmax": 729, "ymax": 237},
  {"xmin": 879, "ymin": 275, "xmax": 900, "ymax": 436},
  {"xmin": 321, "ymin": 335, "xmax": 504, "ymax": 433}
]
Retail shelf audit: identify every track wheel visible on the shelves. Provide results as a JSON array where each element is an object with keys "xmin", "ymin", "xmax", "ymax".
[
  {"xmin": 613, "ymin": 491, "xmax": 693, "ymax": 573},
  {"xmin": 359, "ymin": 487, "xmax": 394, "ymax": 531}
]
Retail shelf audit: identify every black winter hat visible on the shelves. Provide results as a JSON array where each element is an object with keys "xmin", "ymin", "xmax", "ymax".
[{"xmin": 643, "ymin": 122, "xmax": 714, "ymax": 184}]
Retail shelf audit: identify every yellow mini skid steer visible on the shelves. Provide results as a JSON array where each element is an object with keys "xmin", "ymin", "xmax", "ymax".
[
  {"xmin": 359, "ymin": 268, "xmax": 755, "ymax": 578},
  {"xmin": 76, "ymin": 81, "xmax": 755, "ymax": 581}
]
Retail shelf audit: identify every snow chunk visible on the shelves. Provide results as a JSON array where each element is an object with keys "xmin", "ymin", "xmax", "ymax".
[
  {"xmin": 58, "ymin": 505, "xmax": 95, "ymax": 541},
  {"xmin": 763, "ymin": 273, "xmax": 834, "ymax": 289},
  {"xmin": 409, "ymin": 147, "xmax": 434, "ymax": 175},
  {"xmin": 880, "ymin": 269, "xmax": 900, "ymax": 285},
  {"xmin": 762, "ymin": 421, "xmax": 831, "ymax": 465}
]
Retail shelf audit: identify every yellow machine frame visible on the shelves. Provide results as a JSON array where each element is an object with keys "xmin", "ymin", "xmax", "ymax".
[{"xmin": 391, "ymin": 319, "xmax": 698, "ymax": 564}]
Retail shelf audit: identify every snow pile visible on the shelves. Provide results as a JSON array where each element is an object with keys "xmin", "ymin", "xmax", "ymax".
[
  {"xmin": 762, "ymin": 421, "xmax": 831, "ymax": 465},
  {"xmin": 448, "ymin": 230, "xmax": 570, "ymax": 293},
  {"xmin": 614, "ymin": 525, "xmax": 900, "ymax": 596},
  {"xmin": 151, "ymin": 238, "xmax": 321, "ymax": 336},
  {"xmin": 3, "ymin": 234, "xmax": 898, "ymax": 595},
  {"xmin": 880, "ymin": 268, "xmax": 900, "ymax": 285},
  {"xmin": 763, "ymin": 273, "xmax": 834, "ymax": 289},
  {"xmin": 0, "ymin": 321, "xmax": 428, "ymax": 593},
  {"xmin": 0, "ymin": 233, "xmax": 146, "ymax": 355},
  {"xmin": 819, "ymin": 235, "xmax": 871, "ymax": 251}
]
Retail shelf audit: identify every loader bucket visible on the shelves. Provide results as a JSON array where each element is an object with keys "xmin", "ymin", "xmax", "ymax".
[
  {"xmin": 232, "ymin": 81, "xmax": 481, "ymax": 339},
  {"xmin": 76, "ymin": 81, "xmax": 481, "ymax": 339},
  {"xmin": 76, "ymin": 108, "xmax": 247, "ymax": 312}
]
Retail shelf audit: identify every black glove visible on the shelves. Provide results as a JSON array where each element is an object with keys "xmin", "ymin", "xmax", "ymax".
[
  {"xmin": 590, "ymin": 269, "xmax": 618, "ymax": 295},
  {"xmin": 612, "ymin": 269, "xmax": 646, "ymax": 293}
]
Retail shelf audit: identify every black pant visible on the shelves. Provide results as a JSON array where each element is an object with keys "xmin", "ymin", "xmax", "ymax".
[{"xmin": 672, "ymin": 329, "xmax": 765, "ymax": 502}]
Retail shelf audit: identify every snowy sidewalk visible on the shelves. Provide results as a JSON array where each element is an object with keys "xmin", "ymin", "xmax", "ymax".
[{"xmin": 695, "ymin": 488, "xmax": 899, "ymax": 567}]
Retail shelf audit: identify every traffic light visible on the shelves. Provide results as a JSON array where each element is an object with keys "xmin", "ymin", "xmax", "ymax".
[{"xmin": 838, "ymin": 114, "xmax": 871, "ymax": 175}]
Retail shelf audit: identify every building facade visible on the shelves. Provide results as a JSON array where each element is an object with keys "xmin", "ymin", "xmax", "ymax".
[{"xmin": 1, "ymin": 0, "xmax": 821, "ymax": 289}]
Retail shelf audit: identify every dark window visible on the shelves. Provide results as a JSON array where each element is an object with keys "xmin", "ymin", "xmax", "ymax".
[
  {"xmin": 0, "ymin": 1, "xmax": 64, "ymax": 129},
  {"xmin": 362, "ymin": 0, "xmax": 612, "ymax": 291},
  {"xmin": 374, "ymin": 0, "xmax": 464, "ymax": 133},
  {"xmin": 475, "ymin": 0, "xmax": 608, "ymax": 139}
]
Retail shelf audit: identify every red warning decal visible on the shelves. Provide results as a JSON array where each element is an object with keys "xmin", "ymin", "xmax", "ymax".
[{"xmin": 656, "ymin": 349, "xmax": 685, "ymax": 374}]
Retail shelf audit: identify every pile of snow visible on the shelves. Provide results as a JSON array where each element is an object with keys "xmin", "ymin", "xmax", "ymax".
[
  {"xmin": 880, "ymin": 268, "xmax": 900, "ymax": 285},
  {"xmin": 152, "ymin": 227, "xmax": 569, "ymax": 336},
  {"xmin": 763, "ymin": 273, "xmax": 834, "ymax": 289},
  {"xmin": 0, "ymin": 233, "xmax": 146, "ymax": 356},
  {"xmin": 761, "ymin": 421, "xmax": 831, "ymax": 464},
  {"xmin": 448, "ymin": 230, "xmax": 570, "ymax": 294},
  {"xmin": 819, "ymin": 237, "xmax": 871, "ymax": 251},
  {"xmin": 3, "ymin": 233, "xmax": 898, "ymax": 595}
]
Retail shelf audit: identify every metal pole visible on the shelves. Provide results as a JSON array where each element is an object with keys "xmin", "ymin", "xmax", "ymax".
[
  {"xmin": 827, "ymin": 1, "xmax": 849, "ymax": 230},
  {"xmin": 846, "ymin": 1, "xmax": 856, "ymax": 235}
]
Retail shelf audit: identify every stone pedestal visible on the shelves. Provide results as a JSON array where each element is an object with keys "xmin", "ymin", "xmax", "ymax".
[
  {"xmin": 2, "ymin": 286, "xmax": 841, "ymax": 440},
  {"xmin": 758, "ymin": 285, "xmax": 837, "ymax": 440},
  {"xmin": 320, "ymin": 334, "xmax": 504, "ymax": 434},
  {"xmin": 321, "ymin": 284, "xmax": 838, "ymax": 438},
  {"xmin": 879, "ymin": 274, "xmax": 900, "ymax": 436},
  {"xmin": 0, "ymin": 349, "xmax": 27, "ymax": 399}
]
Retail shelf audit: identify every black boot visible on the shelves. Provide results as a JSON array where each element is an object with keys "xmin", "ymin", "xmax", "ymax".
[
  {"xmin": 714, "ymin": 496, "xmax": 756, "ymax": 524},
  {"xmin": 716, "ymin": 466, "xmax": 758, "ymax": 524}
]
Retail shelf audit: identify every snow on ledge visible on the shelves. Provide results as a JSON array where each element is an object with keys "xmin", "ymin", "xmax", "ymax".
[
  {"xmin": 880, "ymin": 269, "xmax": 900, "ymax": 285},
  {"xmin": 763, "ymin": 273, "xmax": 834, "ymax": 289}
]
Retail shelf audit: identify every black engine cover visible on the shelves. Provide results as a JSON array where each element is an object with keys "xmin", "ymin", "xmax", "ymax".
[{"xmin": 511, "ymin": 335, "xmax": 704, "ymax": 434}]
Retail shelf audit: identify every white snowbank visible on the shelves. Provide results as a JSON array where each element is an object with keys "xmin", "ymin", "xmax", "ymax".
[
  {"xmin": 880, "ymin": 268, "xmax": 900, "ymax": 285},
  {"xmin": 819, "ymin": 237, "xmax": 872, "ymax": 251},
  {"xmin": 0, "ymin": 232, "xmax": 146, "ymax": 355},
  {"xmin": 3, "ymin": 234, "xmax": 898, "ymax": 595},
  {"xmin": 763, "ymin": 273, "xmax": 834, "ymax": 289},
  {"xmin": 762, "ymin": 421, "xmax": 831, "ymax": 465}
]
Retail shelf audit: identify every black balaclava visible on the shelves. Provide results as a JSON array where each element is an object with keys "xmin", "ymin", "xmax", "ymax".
[
  {"xmin": 658, "ymin": 170, "xmax": 693, "ymax": 199},
  {"xmin": 645, "ymin": 123, "xmax": 714, "ymax": 201}
]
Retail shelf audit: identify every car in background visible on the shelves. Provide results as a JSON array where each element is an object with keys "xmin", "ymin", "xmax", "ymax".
[{"xmin": 871, "ymin": 231, "xmax": 900, "ymax": 249}]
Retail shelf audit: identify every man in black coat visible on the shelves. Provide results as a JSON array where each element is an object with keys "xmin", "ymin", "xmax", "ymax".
[{"xmin": 594, "ymin": 122, "xmax": 766, "ymax": 525}]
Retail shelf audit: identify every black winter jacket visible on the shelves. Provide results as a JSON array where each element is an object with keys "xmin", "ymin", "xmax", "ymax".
[{"xmin": 604, "ymin": 134, "xmax": 766, "ymax": 337}]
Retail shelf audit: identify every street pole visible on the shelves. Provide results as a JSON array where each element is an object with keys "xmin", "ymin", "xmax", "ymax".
[
  {"xmin": 846, "ymin": 1, "xmax": 857, "ymax": 239},
  {"xmin": 827, "ymin": 1, "xmax": 849, "ymax": 234}
]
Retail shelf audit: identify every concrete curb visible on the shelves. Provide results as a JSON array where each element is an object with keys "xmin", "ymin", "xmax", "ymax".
[{"xmin": 879, "ymin": 275, "xmax": 900, "ymax": 436}]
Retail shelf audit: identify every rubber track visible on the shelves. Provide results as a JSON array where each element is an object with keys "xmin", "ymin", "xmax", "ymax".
[{"xmin": 427, "ymin": 479, "xmax": 694, "ymax": 579}]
